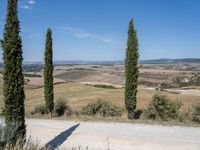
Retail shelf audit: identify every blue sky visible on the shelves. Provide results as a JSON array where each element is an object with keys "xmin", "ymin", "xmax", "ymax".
[{"xmin": 0, "ymin": 0, "xmax": 200, "ymax": 61}]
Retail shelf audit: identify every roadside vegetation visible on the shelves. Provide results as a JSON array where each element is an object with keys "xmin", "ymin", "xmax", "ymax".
[
  {"xmin": 192, "ymin": 103, "xmax": 200, "ymax": 123},
  {"xmin": 0, "ymin": 123, "xmax": 42, "ymax": 150},
  {"xmin": 30, "ymin": 94, "xmax": 200, "ymax": 125},
  {"xmin": 143, "ymin": 94, "xmax": 182, "ymax": 121},
  {"xmin": 81, "ymin": 100, "xmax": 123, "ymax": 117}
]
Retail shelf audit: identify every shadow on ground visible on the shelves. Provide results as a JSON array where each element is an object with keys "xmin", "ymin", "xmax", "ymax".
[{"xmin": 43, "ymin": 123, "xmax": 80, "ymax": 150}]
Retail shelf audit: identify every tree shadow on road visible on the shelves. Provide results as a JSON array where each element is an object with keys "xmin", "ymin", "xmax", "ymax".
[{"xmin": 42, "ymin": 123, "xmax": 80, "ymax": 150}]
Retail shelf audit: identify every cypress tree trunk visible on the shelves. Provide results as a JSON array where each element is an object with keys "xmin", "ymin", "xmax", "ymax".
[
  {"xmin": 1, "ymin": 0, "xmax": 26, "ymax": 138},
  {"xmin": 125, "ymin": 19, "xmax": 139, "ymax": 119},
  {"xmin": 44, "ymin": 28, "xmax": 54, "ymax": 116}
]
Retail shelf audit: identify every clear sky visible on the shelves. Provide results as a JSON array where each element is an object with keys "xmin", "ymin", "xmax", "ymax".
[{"xmin": 0, "ymin": 0, "xmax": 200, "ymax": 61}]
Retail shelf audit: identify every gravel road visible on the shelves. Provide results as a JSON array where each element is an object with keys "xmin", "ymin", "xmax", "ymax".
[
  {"xmin": 22, "ymin": 119, "xmax": 200, "ymax": 150},
  {"xmin": 0, "ymin": 118, "xmax": 199, "ymax": 149}
]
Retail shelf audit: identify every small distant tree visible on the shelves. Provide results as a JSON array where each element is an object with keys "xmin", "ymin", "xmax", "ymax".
[
  {"xmin": 44, "ymin": 28, "xmax": 54, "ymax": 116},
  {"xmin": 125, "ymin": 19, "xmax": 139, "ymax": 119},
  {"xmin": 1, "ymin": 0, "xmax": 26, "ymax": 139}
]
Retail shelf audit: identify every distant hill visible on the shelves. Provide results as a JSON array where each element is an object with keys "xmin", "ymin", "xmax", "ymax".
[
  {"xmin": 22, "ymin": 60, "xmax": 124, "ymax": 65},
  {"xmin": 52, "ymin": 60, "xmax": 124, "ymax": 65},
  {"xmin": 52, "ymin": 58, "xmax": 200, "ymax": 65},
  {"xmin": 0, "ymin": 58, "xmax": 200, "ymax": 66},
  {"xmin": 139, "ymin": 58, "xmax": 200, "ymax": 64}
]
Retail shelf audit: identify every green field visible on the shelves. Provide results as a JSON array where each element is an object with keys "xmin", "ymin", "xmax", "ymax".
[{"xmin": 54, "ymin": 69, "xmax": 96, "ymax": 81}]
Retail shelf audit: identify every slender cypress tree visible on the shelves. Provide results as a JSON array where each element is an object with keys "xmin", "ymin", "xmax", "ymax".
[
  {"xmin": 125, "ymin": 19, "xmax": 139, "ymax": 119},
  {"xmin": 1, "ymin": 0, "xmax": 26, "ymax": 138},
  {"xmin": 44, "ymin": 28, "xmax": 54, "ymax": 116}
]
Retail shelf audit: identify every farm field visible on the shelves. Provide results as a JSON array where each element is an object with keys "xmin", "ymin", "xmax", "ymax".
[
  {"xmin": 24, "ymin": 82, "xmax": 200, "ymax": 113},
  {"xmin": 0, "ymin": 63, "xmax": 200, "ymax": 115}
]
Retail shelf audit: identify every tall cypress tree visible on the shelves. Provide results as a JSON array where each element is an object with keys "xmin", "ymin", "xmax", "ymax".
[
  {"xmin": 1, "ymin": 0, "xmax": 25, "ymax": 138},
  {"xmin": 125, "ymin": 19, "xmax": 139, "ymax": 119},
  {"xmin": 44, "ymin": 28, "xmax": 54, "ymax": 116}
]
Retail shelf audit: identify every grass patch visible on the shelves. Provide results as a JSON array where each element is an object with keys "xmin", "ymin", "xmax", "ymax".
[{"xmin": 54, "ymin": 70, "xmax": 95, "ymax": 81}]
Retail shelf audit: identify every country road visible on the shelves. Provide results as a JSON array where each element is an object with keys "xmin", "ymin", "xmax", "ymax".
[{"xmin": 1, "ymin": 119, "xmax": 200, "ymax": 150}]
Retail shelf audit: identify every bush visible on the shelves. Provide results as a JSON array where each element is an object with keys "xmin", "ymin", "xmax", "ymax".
[
  {"xmin": 54, "ymin": 100, "xmax": 66, "ymax": 116},
  {"xmin": 54, "ymin": 99, "xmax": 72, "ymax": 117},
  {"xmin": 0, "ymin": 123, "xmax": 20, "ymax": 149},
  {"xmin": 143, "ymin": 94, "xmax": 182, "ymax": 121},
  {"xmin": 81, "ymin": 100, "xmax": 123, "ymax": 117},
  {"xmin": 33, "ymin": 104, "xmax": 47, "ymax": 115},
  {"xmin": 192, "ymin": 103, "xmax": 200, "ymax": 123}
]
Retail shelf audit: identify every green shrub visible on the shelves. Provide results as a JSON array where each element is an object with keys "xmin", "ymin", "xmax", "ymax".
[
  {"xmin": 0, "ymin": 123, "xmax": 20, "ymax": 149},
  {"xmin": 143, "ymin": 94, "xmax": 182, "ymax": 121},
  {"xmin": 54, "ymin": 100, "xmax": 66, "ymax": 116},
  {"xmin": 54, "ymin": 99, "xmax": 72, "ymax": 117},
  {"xmin": 81, "ymin": 100, "xmax": 123, "ymax": 117},
  {"xmin": 33, "ymin": 104, "xmax": 47, "ymax": 115},
  {"xmin": 192, "ymin": 103, "xmax": 200, "ymax": 123}
]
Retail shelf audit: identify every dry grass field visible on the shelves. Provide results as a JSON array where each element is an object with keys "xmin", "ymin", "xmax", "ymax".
[
  {"xmin": 1, "ymin": 81, "xmax": 199, "ymax": 114},
  {"xmin": 0, "ymin": 63, "xmax": 200, "ymax": 116},
  {"xmin": 25, "ymin": 82, "xmax": 200, "ymax": 113}
]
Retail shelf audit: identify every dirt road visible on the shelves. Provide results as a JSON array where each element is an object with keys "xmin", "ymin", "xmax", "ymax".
[{"xmin": 23, "ymin": 119, "xmax": 200, "ymax": 150}]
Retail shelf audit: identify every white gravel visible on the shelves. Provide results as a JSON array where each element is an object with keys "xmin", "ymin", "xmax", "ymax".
[{"xmin": 22, "ymin": 119, "xmax": 200, "ymax": 150}]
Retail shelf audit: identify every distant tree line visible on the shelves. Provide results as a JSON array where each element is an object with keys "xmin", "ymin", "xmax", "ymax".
[
  {"xmin": 0, "ymin": 64, "xmax": 43, "ymax": 73},
  {"xmin": 23, "ymin": 64, "xmax": 43, "ymax": 72}
]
